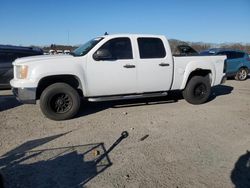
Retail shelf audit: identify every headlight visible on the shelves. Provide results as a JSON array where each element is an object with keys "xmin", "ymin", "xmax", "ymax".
[{"xmin": 16, "ymin": 65, "xmax": 29, "ymax": 79}]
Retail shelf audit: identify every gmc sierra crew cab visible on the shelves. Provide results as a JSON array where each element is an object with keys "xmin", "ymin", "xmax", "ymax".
[{"xmin": 10, "ymin": 34, "xmax": 227, "ymax": 120}]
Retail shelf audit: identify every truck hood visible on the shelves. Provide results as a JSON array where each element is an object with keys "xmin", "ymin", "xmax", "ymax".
[{"xmin": 13, "ymin": 54, "xmax": 74, "ymax": 65}]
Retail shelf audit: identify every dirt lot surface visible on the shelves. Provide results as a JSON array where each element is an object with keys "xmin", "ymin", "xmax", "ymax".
[{"xmin": 0, "ymin": 79, "xmax": 250, "ymax": 188}]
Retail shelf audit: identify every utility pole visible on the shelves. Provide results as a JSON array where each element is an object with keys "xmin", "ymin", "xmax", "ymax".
[{"xmin": 67, "ymin": 30, "xmax": 70, "ymax": 46}]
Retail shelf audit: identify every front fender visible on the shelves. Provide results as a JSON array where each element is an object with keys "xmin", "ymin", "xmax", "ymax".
[{"xmin": 29, "ymin": 60, "xmax": 88, "ymax": 96}]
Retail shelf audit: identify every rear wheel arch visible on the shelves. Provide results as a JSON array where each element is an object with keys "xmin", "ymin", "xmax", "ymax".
[
  {"xmin": 240, "ymin": 66, "xmax": 248, "ymax": 71},
  {"xmin": 182, "ymin": 75, "xmax": 211, "ymax": 104},
  {"xmin": 183, "ymin": 69, "xmax": 212, "ymax": 89}
]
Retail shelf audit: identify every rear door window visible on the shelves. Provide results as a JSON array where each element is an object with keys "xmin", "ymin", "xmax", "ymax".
[
  {"xmin": 225, "ymin": 52, "xmax": 236, "ymax": 59},
  {"xmin": 217, "ymin": 51, "xmax": 226, "ymax": 55},
  {"xmin": 227, "ymin": 51, "xmax": 246, "ymax": 59},
  {"xmin": 235, "ymin": 52, "xmax": 245, "ymax": 58},
  {"xmin": 137, "ymin": 38, "xmax": 166, "ymax": 59}
]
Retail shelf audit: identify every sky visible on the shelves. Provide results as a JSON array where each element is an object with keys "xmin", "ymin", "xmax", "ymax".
[{"xmin": 0, "ymin": 0, "xmax": 249, "ymax": 46}]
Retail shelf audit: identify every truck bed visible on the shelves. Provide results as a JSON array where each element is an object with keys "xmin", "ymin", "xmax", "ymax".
[{"xmin": 171, "ymin": 55, "xmax": 226, "ymax": 90}]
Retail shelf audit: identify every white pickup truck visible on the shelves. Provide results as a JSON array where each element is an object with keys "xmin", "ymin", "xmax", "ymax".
[{"xmin": 10, "ymin": 34, "xmax": 227, "ymax": 120}]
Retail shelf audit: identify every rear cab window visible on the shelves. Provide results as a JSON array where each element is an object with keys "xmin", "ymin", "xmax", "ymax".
[{"xmin": 137, "ymin": 38, "xmax": 166, "ymax": 59}]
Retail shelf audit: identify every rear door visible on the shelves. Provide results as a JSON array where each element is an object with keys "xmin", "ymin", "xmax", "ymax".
[{"xmin": 136, "ymin": 37, "xmax": 173, "ymax": 92}]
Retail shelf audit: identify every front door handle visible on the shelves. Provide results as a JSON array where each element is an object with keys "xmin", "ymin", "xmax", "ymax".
[
  {"xmin": 159, "ymin": 63, "xmax": 170, "ymax": 67},
  {"xmin": 123, "ymin": 64, "xmax": 136, "ymax": 68}
]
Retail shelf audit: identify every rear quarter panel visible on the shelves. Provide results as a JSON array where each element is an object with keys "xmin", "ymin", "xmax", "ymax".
[
  {"xmin": 226, "ymin": 54, "xmax": 250, "ymax": 74},
  {"xmin": 171, "ymin": 56, "xmax": 226, "ymax": 90},
  {"xmin": 242, "ymin": 54, "xmax": 250, "ymax": 69}
]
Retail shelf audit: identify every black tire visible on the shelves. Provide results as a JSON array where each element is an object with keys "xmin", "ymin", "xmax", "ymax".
[
  {"xmin": 40, "ymin": 83, "xmax": 81, "ymax": 121},
  {"xmin": 0, "ymin": 171, "xmax": 4, "ymax": 188},
  {"xmin": 235, "ymin": 68, "xmax": 248, "ymax": 81},
  {"xmin": 182, "ymin": 76, "xmax": 211, "ymax": 105}
]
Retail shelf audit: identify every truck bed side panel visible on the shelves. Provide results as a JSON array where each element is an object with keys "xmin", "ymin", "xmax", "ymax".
[{"xmin": 171, "ymin": 56, "xmax": 226, "ymax": 90}]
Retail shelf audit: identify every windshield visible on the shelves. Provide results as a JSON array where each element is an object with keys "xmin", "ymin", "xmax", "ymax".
[{"xmin": 72, "ymin": 37, "xmax": 103, "ymax": 56}]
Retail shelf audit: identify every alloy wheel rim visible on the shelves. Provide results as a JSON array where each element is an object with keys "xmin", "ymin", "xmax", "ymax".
[
  {"xmin": 194, "ymin": 83, "xmax": 207, "ymax": 98},
  {"xmin": 239, "ymin": 69, "xmax": 247, "ymax": 80},
  {"xmin": 50, "ymin": 93, "xmax": 73, "ymax": 114}
]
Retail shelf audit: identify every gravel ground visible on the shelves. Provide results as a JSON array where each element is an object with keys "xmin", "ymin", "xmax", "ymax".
[{"xmin": 0, "ymin": 79, "xmax": 250, "ymax": 188}]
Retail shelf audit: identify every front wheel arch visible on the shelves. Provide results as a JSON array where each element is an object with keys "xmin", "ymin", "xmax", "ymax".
[
  {"xmin": 181, "ymin": 69, "xmax": 212, "ymax": 90},
  {"xmin": 36, "ymin": 75, "xmax": 84, "ymax": 100},
  {"xmin": 40, "ymin": 82, "xmax": 81, "ymax": 120}
]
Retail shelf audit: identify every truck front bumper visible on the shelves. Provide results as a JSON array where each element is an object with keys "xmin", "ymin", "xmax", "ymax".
[{"xmin": 12, "ymin": 87, "xmax": 37, "ymax": 104}]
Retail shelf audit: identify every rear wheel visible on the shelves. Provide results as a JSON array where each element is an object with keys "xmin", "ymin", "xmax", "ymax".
[
  {"xmin": 183, "ymin": 76, "xmax": 211, "ymax": 105},
  {"xmin": 235, "ymin": 68, "xmax": 248, "ymax": 81},
  {"xmin": 40, "ymin": 83, "xmax": 81, "ymax": 120}
]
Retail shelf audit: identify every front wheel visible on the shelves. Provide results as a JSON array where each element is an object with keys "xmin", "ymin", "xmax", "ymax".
[
  {"xmin": 235, "ymin": 68, "xmax": 248, "ymax": 81},
  {"xmin": 40, "ymin": 83, "xmax": 81, "ymax": 121},
  {"xmin": 182, "ymin": 76, "xmax": 211, "ymax": 105}
]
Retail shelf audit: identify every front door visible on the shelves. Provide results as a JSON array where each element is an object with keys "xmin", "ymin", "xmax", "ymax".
[{"xmin": 86, "ymin": 37, "xmax": 137, "ymax": 96}]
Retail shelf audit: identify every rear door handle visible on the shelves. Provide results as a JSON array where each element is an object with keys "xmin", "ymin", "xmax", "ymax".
[
  {"xmin": 159, "ymin": 63, "xmax": 170, "ymax": 67},
  {"xmin": 123, "ymin": 64, "xmax": 136, "ymax": 68}
]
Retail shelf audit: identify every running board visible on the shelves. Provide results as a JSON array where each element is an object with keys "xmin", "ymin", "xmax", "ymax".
[{"xmin": 88, "ymin": 92, "xmax": 168, "ymax": 102}]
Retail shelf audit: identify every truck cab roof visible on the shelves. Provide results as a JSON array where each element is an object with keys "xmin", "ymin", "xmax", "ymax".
[{"xmin": 99, "ymin": 33, "xmax": 166, "ymax": 39}]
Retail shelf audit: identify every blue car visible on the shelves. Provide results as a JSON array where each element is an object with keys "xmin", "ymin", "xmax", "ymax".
[{"xmin": 200, "ymin": 49, "xmax": 250, "ymax": 81}]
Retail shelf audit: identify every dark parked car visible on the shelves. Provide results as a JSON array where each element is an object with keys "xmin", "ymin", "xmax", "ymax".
[
  {"xmin": 173, "ymin": 45, "xmax": 199, "ymax": 56},
  {"xmin": 200, "ymin": 48, "xmax": 250, "ymax": 81},
  {"xmin": 0, "ymin": 45, "xmax": 43, "ymax": 88}
]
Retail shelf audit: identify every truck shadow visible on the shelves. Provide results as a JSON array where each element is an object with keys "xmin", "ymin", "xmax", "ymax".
[
  {"xmin": 0, "ymin": 131, "xmax": 124, "ymax": 188},
  {"xmin": 0, "ymin": 95, "xmax": 22, "ymax": 112},
  {"xmin": 231, "ymin": 151, "xmax": 250, "ymax": 188},
  {"xmin": 208, "ymin": 85, "xmax": 233, "ymax": 102},
  {"xmin": 78, "ymin": 85, "xmax": 233, "ymax": 118}
]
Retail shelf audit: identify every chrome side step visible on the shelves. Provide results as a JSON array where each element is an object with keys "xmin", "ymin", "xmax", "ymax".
[{"xmin": 88, "ymin": 92, "xmax": 168, "ymax": 102}]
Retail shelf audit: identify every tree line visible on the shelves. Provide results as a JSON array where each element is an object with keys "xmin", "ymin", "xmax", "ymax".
[
  {"xmin": 169, "ymin": 39, "xmax": 250, "ymax": 54},
  {"xmin": 40, "ymin": 40, "xmax": 250, "ymax": 54}
]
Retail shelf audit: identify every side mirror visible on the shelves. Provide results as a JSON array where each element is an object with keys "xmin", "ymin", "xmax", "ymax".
[{"xmin": 93, "ymin": 49, "xmax": 112, "ymax": 61}]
